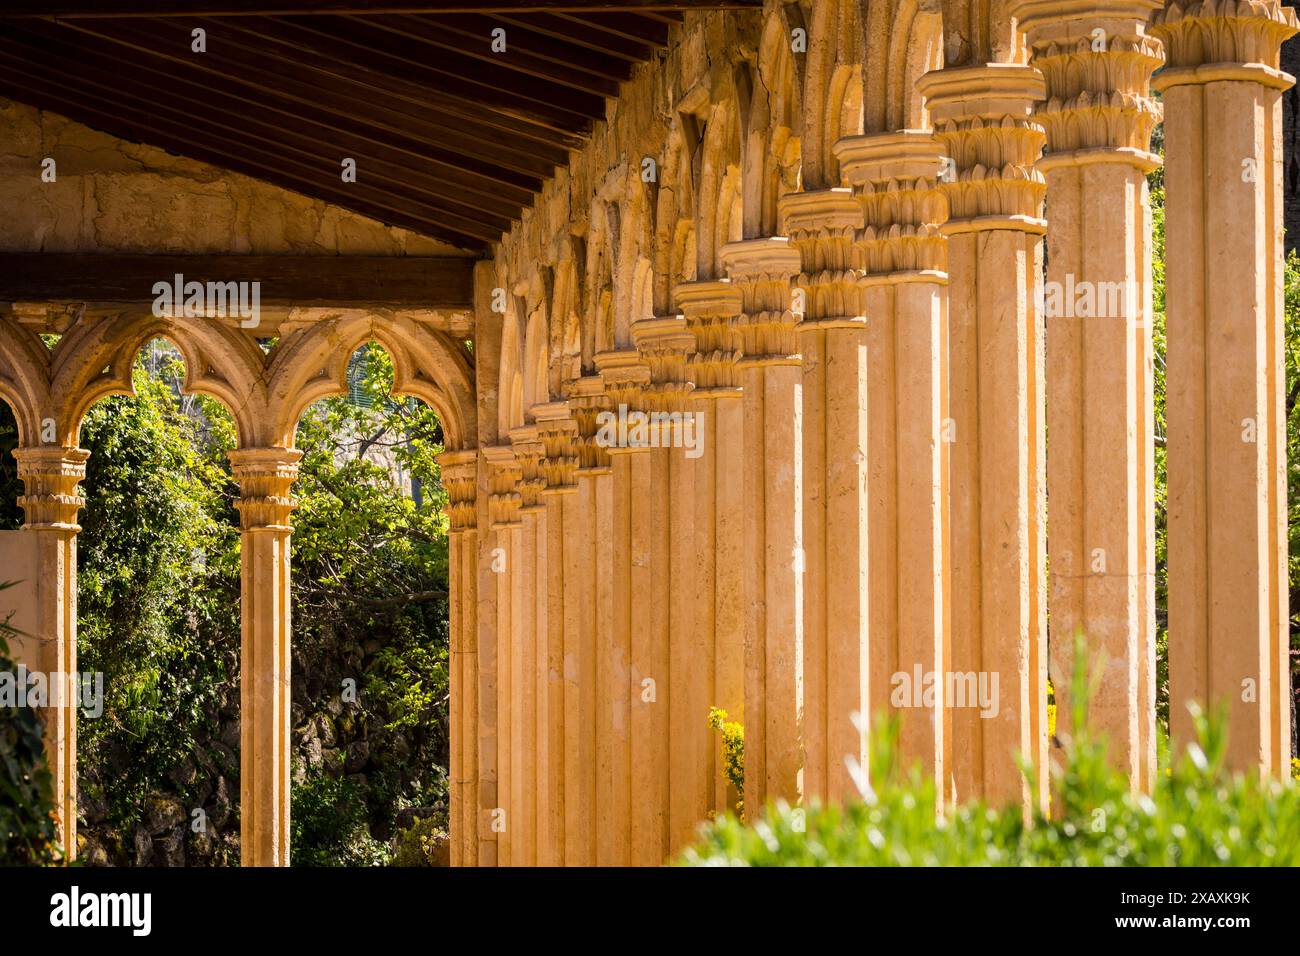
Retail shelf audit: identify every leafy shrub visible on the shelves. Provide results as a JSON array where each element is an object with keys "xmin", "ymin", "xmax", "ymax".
[
  {"xmin": 290, "ymin": 769, "xmax": 390, "ymax": 867},
  {"xmin": 390, "ymin": 815, "xmax": 449, "ymax": 867},
  {"xmin": 683, "ymin": 646, "xmax": 1300, "ymax": 867}
]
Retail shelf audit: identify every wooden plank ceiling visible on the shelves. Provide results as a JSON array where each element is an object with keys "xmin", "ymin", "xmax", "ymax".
[{"xmin": 0, "ymin": 2, "xmax": 759, "ymax": 253}]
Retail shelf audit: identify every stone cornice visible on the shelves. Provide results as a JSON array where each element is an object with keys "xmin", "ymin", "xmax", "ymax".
[
  {"xmin": 674, "ymin": 279, "xmax": 744, "ymax": 395},
  {"xmin": 228, "ymin": 447, "xmax": 303, "ymax": 532},
  {"xmin": 13, "ymin": 446, "xmax": 90, "ymax": 531},
  {"xmin": 916, "ymin": 65, "xmax": 1048, "ymax": 231},
  {"xmin": 437, "ymin": 448, "xmax": 479, "ymax": 533},
  {"xmin": 719, "ymin": 237, "xmax": 803, "ymax": 366}
]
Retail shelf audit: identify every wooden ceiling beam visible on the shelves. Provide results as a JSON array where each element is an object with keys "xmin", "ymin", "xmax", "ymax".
[
  {"xmin": 3, "ymin": 22, "xmax": 549, "ymax": 204},
  {"xmin": 0, "ymin": 254, "xmax": 478, "ymax": 310},
  {"xmin": 350, "ymin": 14, "xmax": 624, "ymax": 98},
  {"xmin": 495, "ymin": 12, "xmax": 653, "ymax": 62},
  {"xmin": 203, "ymin": 17, "xmax": 587, "ymax": 152},
  {"xmin": 272, "ymin": 16, "xmax": 609, "ymax": 120},
  {"xmin": 46, "ymin": 17, "xmax": 573, "ymax": 173},
  {"xmin": 0, "ymin": 2, "xmax": 759, "ymax": 15},
  {"xmin": 243, "ymin": 16, "xmax": 600, "ymax": 134},
  {"xmin": 411, "ymin": 13, "xmax": 636, "ymax": 82},
  {"xmin": 558, "ymin": 12, "xmax": 673, "ymax": 46}
]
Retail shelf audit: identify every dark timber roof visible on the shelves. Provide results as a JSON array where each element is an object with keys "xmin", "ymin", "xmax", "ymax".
[{"xmin": 0, "ymin": 2, "xmax": 760, "ymax": 253}]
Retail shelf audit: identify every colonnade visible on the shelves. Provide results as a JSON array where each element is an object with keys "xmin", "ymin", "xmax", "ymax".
[{"xmin": 1, "ymin": 0, "xmax": 1296, "ymax": 867}]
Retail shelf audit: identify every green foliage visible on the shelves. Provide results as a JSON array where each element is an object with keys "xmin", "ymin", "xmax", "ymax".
[
  {"xmin": 76, "ymin": 350, "xmax": 242, "ymax": 862},
  {"xmin": 708, "ymin": 707, "xmax": 745, "ymax": 816},
  {"xmin": 290, "ymin": 768, "xmax": 390, "ymax": 867},
  {"xmin": 683, "ymin": 642, "xmax": 1300, "ymax": 867},
  {"xmin": 289, "ymin": 344, "xmax": 451, "ymax": 863},
  {"xmin": 1149, "ymin": 167, "xmax": 1170, "ymax": 734},
  {"xmin": 389, "ymin": 813, "xmax": 450, "ymax": 867},
  {"xmin": 0, "ymin": 593, "xmax": 58, "ymax": 866}
]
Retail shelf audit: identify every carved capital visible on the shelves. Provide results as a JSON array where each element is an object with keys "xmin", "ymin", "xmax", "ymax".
[
  {"xmin": 675, "ymin": 280, "xmax": 744, "ymax": 395},
  {"xmin": 916, "ymin": 65, "xmax": 1048, "ymax": 232},
  {"xmin": 563, "ymin": 375, "xmax": 615, "ymax": 472},
  {"xmin": 508, "ymin": 425, "xmax": 547, "ymax": 513},
  {"xmin": 719, "ymin": 237, "xmax": 803, "ymax": 365},
  {"xmin": 229, "ymin": 447, "xmax": 303, "ymax": 532},
  {"xmin": 1152, "ymin": 0, "xmax": 1298, "ymax": 86},
  {"xmin": 1012, "ymin": 1, "xmax": 1165, "ymax": 162},
  {"xmin": 631, "ymin": 315, "xmax": 696, "ymax": 412},
  {"xmin": 13, "ymin": 446, "xmax": 89, "ymax": 531},
  {"xmin": 533, "ymin": 401, "xmax": 580, "ymax": 492},
  {"xmin": 482, "ymin": 444, "xmax": 523, "ymax": 530},
  {"xmin": 836, "ymin": 131, "xmax": 949, "ymax": 277},
  {"xmin": 780, "ymin": 188, "xmax": 867, "ymax": 329},
  {"xmin": 437, "ymin": 449, "xmax": 479, "ymax": 533}
]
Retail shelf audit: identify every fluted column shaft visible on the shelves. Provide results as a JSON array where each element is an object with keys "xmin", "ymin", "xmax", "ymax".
[
  {"xmin": 780, "ymin": 189, "xmax": 870, "ymax": 804},
  {"xmin": 1014, "ymin": 0, "xmax": 1164, "ymax": 792},
  {"xmin": 507, "ymin": 425, "xmax": 545, "ymax": 866},
  {"xmin": 917, "ymin": 64, "xmax": 1050, "ymax": 809},
  {"xmin": 1153, "ymin": 0, "xmax": 1298, "ymax": 776},
  {"xmin": 677, "ymin": 280, "xmax": 747, "ymax": 817},
  {"xmin": 835, "ymin": 132, "xmax": 951, "ymax": 800},
  {"xmin": 14, "ymin": 445, "xmax": 89, "ymax": 860},
  {"xmin": 569, "ymin": 375, "xmax": 632, "ymax": 865},
  {"xmin": 482, "ymin": 444, "xmax": 522, "ymax": 866},
  {"xmin": 720, "ymin": 237, "xmax": 804, "ymax": 816},
  {"xmin": 535, "ymin": 399, "xmax": 581, "ymax": 866},
  {"xmin": 229, "ymin": 446, "xmax": 301, "ymax": 867},
  {"xmin": 439, "ymin": 449, "xmax": 479, "ymax": 867}
]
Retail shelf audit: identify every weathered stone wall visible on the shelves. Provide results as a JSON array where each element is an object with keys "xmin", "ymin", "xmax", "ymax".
[{"xmin": 0, "ymin": 97, "xmax": 466, "ymax": 257}]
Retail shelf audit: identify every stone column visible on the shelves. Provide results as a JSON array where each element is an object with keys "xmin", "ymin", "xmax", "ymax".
[
  {"xmin": 630, "ymin": 315, "xmax": 702, "ymax": 855},
  {"xmin": 779, "ymin": 189, "xmax": 871, "ymax": 805},
  {"xmin": 566, "ymin": 377, "xmax": 624, "ymax": 865},
  {"xmin": 534, "ymin": 401, "xmax": 579, "ymax": 866},
  {"xmin": 597, "ymin": 349, "xmax": 667, "ymax": 863},
  {"xmin": 438, "ymin": 448, "xmax": 479, "ymax": 867},
  {"xmin": 1012, "ymin": 0, "xmax": 1164, "ymax": 792},
  {"xmin": 834, "ymin": 131, "xmax": 950, "ymax": 799},
  {"xmin": 675, "ymin": 280, "xmax": 746, "ymax": 817},
  {"xmin": 13, "ymin": 445, "xmax": 89, "ymax": 860},
  {"xmin": 916, "ymin": 64, "xmax": 1050, "ymax": 809},
  {"xmin": 1152, "ymin": 0, "xmax": 1298, "ymax": 776},
  {"xmin": 228, "ymin": 446, "xmax": 301, "ymax": 867},
  {"xmin": 482, "ymin": 444, "xmax": 522, "ymax": 865},
  {"xmin": 507, "ymin": 425, "xmax": 545, "ymax": 866},
  {"xmin": 719, "ymin": 237, "xmax": 804, "ymax": 815}
]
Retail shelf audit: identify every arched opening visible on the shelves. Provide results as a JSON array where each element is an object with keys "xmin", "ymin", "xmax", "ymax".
[
  {"xmin": 288, "ymin": 339, "xmax": 454, "ymax": 866},
  {"xmin": 71, "ymin": 337, "xmax": 243, "ymax": 866}
]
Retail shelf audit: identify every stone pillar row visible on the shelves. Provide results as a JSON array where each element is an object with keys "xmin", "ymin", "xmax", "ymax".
[{"xmin": 17, "ymin": 3, "xmax": 1294, "ymax": 870}]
